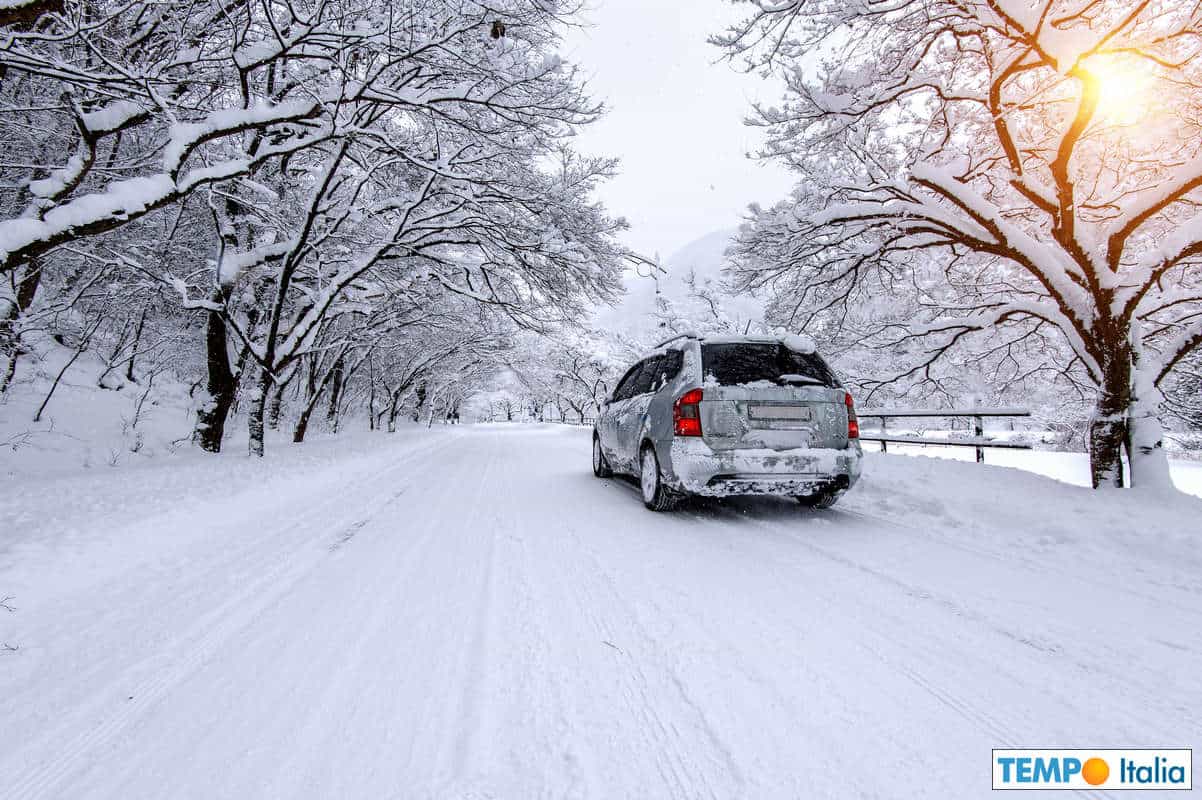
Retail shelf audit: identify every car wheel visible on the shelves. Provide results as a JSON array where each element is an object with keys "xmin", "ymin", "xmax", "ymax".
[
  {"xmin": 592, "ymin": 435, "xmax": 613, "ymax": 478},
  {"xmin": 795, "ymin": 489, "xmax": 841, "ymax": 509},
  {"xmin": 640, "ymin": 445, "xmax": 679, "ymax": 511}
]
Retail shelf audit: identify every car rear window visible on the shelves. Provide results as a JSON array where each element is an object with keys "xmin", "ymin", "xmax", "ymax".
[{"xmin": 701, "ymin": 343, "xmax": 837, "ymax": 387}]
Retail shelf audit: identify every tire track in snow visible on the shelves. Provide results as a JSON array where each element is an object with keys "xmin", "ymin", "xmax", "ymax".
[
  {"xmin": 683, "ymin": 500, "xmax": 1189, "ymax": 795},
  {"xmin": 573, "ymin": 477, "xmax": 1122, "ymax": 797},
  {"xmin": 571, "ymin": 568, "xmax": 732, "ymax": 800},
  {"xmin": 543, "ymin": 482, "xmax": 746, "ymax": 799},
  {"xmin": 570, "ymin": 486, "xmax": 912, "ymax": 798},
  {"xmin": 574, "ymin": 456, "xmax": 932, "ymax": 797},
  {"xmin": 368, "ymin": 429, "xmax": 521, "ymax": 796},
  {"xmin": 419, "ymin": 429, "xmax": 593, "ymax": 799},
  {"xmin": 444, "ymin": 429, "xmax": 500, "ymax": 780},
  {"xmin": 253, "ymin": 490, "xmax": 449, "ymax": 799},
  {"xmin": 499, "ymin": 530, "xmax": 589, "ymax": 800},
  {"xmin": 2, "ymin": 435, "xmax": 453, "ymax": 800},
  {"xmin": 455, "ymin": 438, "xmax": 739, "ymax": 798},
  {"xmin": 745, "ymin": 508, "xmax": 1202, "ymax": 743}
]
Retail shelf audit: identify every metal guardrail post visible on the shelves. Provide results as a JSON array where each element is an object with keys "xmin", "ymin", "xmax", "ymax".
[
  {"xmin": 880, "ymin": 417, "xmax": 887, "ymax": 453},
  {"xmin": 974, "ymin": 415, "xmax": 984, "ymax": 463}
]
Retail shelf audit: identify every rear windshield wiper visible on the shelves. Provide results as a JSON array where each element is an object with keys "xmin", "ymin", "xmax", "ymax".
[{"xmin": 777, "ymin": 373, "xmax": 826, "ymax": 386}]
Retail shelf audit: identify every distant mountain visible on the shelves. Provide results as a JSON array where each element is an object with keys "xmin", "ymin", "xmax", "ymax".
[{"xmin": 594, "ymin": 228, "xmax": 764, "ymax": 341}]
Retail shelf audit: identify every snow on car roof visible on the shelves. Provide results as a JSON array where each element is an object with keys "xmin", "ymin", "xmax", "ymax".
[
  {"xmin": 697, "ymin": 335, "xmax": 777, "ymax": 343},
  {"xmin": 642, "ymin": 332, "xmax": 819, "ymax": 358},
  {"xmin": 700, "ymin": 333, "xmax": 818, "ymax": 353}
]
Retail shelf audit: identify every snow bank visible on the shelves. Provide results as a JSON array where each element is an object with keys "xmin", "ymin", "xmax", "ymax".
[
  {"xmin": 861, "ymin": 439, "xmax": 1202, "ymax": 498},
  {"xmin": 0, "ymin": 422, "xmax": 450, "ymax": 605},
  {"xmin": 848, "ymin": 450, "xmax": 1202, "ymax": 581},
  {"xmin": 0, "ymin": 337, "xmax": 202, "ymax": 479},
  {"xmin": 0, "ymin": 333, "xmax": 391, "ymax": 480}
]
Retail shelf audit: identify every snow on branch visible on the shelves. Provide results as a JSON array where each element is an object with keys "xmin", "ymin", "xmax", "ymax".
[{"xmin": 718, "ymin": 0, "xmax": 1202, "ymax": 487}]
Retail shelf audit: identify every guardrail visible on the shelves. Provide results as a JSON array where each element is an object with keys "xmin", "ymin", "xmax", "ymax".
[
  {"xmin": 857, "ymin": 408, "xmax": 1032, "ymax": 463},
  {"xmin": 547, "ymin": 416, "xmax": 596, "ymax": 426}
]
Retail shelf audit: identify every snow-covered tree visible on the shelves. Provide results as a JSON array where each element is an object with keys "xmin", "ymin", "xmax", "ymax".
[
  {"xmin": 504, "ymin": 326, "xmax": 637, "ymax": 423},
  {"xmin": 1, "ymin": 1, "xmax": 632, "ymax": 455},
  {"xmin": 648, "ymin": 267, "xmax": 761, "ymax": 339},
  {"xmin": 717, "ymin": 0, "xmax": 1202, "ymax": 489}
]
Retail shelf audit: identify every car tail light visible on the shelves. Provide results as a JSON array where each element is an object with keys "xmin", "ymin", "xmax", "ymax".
[
  {"xmin": 673, "ymin": 388, "xmax": 703, "ymax": 437},
  {"xmin": 845, "ymin": 391, "xmax": 859, "ymax": 439}
]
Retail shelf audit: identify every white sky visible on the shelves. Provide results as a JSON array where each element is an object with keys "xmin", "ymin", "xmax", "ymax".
[{"xmin": 561, "ymin": 1, "xmax": 796, "ymax": 261}]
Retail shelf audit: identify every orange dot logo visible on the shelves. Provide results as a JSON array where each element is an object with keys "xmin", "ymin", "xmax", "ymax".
[{"xmin": 1082, "ymin": 757, "xmax": 1110, "ymax": 786}]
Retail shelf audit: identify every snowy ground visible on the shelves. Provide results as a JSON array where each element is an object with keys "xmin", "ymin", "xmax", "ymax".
[
  {"xmin": 859, "ymin": 439, "xmax": 1202, "ymax": 499},
  {"xmin": 2, "ymin": 424, "xmax": 1200, "ymax": 799}
]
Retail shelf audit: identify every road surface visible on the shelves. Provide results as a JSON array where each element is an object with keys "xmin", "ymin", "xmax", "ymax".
[{"xmin": 1, "ymin": 425, "xmax": 1197, "ymax": 798}]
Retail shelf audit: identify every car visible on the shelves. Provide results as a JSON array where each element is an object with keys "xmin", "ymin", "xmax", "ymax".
[{"xmin": 592, "ymin": 332, "xmax": 863, "ymax": 511}]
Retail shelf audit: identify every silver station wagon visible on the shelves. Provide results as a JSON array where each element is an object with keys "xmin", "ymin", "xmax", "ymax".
[{"xmin": 592, "ymin": 333, "xmax": 862, "ymax": 511}]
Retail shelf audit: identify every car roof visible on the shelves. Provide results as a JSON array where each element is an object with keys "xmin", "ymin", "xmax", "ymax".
[
  {"xmin": 651, "ymin": 331, "xmax": 784, "ymax": 349},
  {"xmin": 698, "ymin": 335, "xmax": 780, "ymax": 344}
]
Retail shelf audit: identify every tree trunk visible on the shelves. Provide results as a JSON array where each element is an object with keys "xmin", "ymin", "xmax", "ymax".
[
  {"xmin": 125, "ymin": 307, "xmax": 146, "ymax": 383},
  {"xmin": 367, "ymin": 355, "xmax": 376, "ymax": 431},
  {"xmin": 411, "ymin": 381, "xmax": 426, "ymax": 422},
  {"xmin": 387, "ymin": 386, "xmax": 403, "ymax": 433},
  {"xmin": 388, "ymin": 402, "xmax": 400, "ymax": 433},
  {"xmin": 194, "ymin": 301, "xmax": 238, "ymax": 453},
  {"xmin": 1126, "ymin": 326, "xmax": 1174, "ymax": 491},
  {"xmin": 426, "ymin": 389, "xmax": 442, "ymax": 428},
  {"xmin": 326, "ymin": 356, "xmax": 345, "ymax": 424},
  {"xmin": 298, "ymin": 364, "xmax": 319, "ymax": 437},
  {"xmin": 0, "ymin": 347, "xmax": 17, "ymax": 396},
  {"xmin": 266, "ymin": 381, "xmax": 285, "ymax": 430},
  {"xmin": 1089, "ymin": 360, "xmax": 1129, "ymax": 489},
  {"xmin": 293, "ymin": 403, "xmax": 315, "ymax": 443},
  {"xmin": 0, "ymin": 259, "xmax": 44, "ymax": 395},
  {"xmin": 247, "ymin": 369, "xmax": 270, "ymax": 457},
  {"xmin": 1127, "ymin": 405, "xmax": 1172, "ymax": 490},
  {"xmin": 293, "ymin": 360, "xmax": 340, "ymax": 443},
  {"xmin": 1089, "ymin": 331, "xmax": 1176, "ymax": 492}
]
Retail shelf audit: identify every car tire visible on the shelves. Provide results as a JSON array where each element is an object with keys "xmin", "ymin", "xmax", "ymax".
[
  {"xmin": 795, "ymin": 489, "xmax": 841, "ymax": 509},
  {"xmin": 640, "ymin": 445, "xmax": 679, "ymax": 511},
  {"xmin": 592, "ymin": 435, "xmax": 613, "ymax": 478}
]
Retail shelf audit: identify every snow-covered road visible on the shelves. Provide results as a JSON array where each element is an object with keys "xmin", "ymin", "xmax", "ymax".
[{"xmin": 2, "ymin": 425, "xmax": 1198, "ymax": 799}]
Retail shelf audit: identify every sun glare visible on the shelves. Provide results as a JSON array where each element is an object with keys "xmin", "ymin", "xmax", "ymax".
[{"xmin": 1081, "ymin": 54, "xmax": 1156, "ymax": 126}]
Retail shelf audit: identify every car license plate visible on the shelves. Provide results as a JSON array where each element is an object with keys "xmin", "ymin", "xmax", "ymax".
[{"xmin": 748, "ymin": 404, "xmax": 811, "ymax": 420}]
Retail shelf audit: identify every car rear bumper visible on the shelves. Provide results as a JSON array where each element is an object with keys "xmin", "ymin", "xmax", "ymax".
[{"xmin": 666, "ymin": 438, "xmax": 862, "ymax": 497}]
